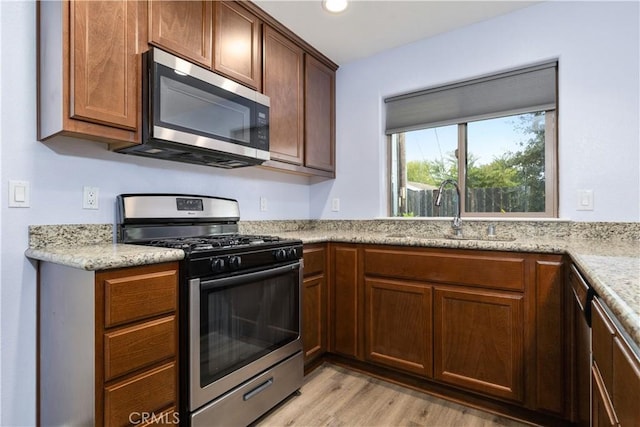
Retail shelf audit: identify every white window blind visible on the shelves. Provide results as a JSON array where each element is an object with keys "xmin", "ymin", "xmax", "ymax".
[{"xmin": 385, "ymin": 61, "xmax": 557, "ymax": 135}]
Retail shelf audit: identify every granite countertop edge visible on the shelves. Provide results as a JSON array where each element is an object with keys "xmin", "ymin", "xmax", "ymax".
[
  {"xmin": 25, "ymin": 244, "xmax": 185, "ymax": 271},
  {"xmin": 25, "ymin": 232, "xmax": 639, "ymax": 349}
]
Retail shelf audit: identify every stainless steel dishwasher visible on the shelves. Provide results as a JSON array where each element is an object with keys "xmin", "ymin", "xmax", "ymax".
[{"xmin": 569, "ymin": 264, "xmax": 595, "ymax": 427}]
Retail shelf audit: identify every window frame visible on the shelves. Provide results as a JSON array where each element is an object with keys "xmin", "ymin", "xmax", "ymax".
[{"xmin": 388, "ymin": 110, "xmax": 558, "ymax": 218}]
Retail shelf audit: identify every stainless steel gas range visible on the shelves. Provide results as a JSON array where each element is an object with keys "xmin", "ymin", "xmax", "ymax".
[{"xmin": 117, "ymin": 194, "xmax": 303, "ymax": 426}]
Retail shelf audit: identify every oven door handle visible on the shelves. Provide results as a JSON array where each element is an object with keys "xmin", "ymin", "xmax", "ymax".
[{"xmin": 200, "ymin": 262, "xmax": 300, "ymax": 291}]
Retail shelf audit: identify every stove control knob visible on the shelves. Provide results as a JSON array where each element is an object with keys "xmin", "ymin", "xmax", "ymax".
[
  {"xmin": 274, "ymin": 249, "xmax": 287, "ymax": 261},
  {"xmin": 228, "ymin": 255, "xmax": 242, "ymax": 270},
  {"xmin": 211, "ymin": 258, "xmax": 226, "ymax": 273},
  {"xmin": 287, "ymin": 248, "xmax": 298, "ymax": 259}
]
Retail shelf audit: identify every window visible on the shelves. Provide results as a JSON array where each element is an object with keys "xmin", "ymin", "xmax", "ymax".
[{"xmin": 386, "ymin": 62, "xmax": 557, "ymax": 218}]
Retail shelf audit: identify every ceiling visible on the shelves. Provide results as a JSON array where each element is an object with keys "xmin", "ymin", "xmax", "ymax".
[{"xmin": 253, "ymin": 1, "xmax": 540, "ymax": 65}]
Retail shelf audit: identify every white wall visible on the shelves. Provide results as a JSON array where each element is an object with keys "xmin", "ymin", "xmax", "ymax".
[
  {"xmin": 0, "ymin": 2, "xmax": 312, "ymax": 425},
  {"xmin": 311, "ymin": 1, "xmax": 640, "ymax": 221}
]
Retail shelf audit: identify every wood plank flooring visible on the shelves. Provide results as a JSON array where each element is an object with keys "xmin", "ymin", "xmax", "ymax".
[{"xmin": 256, "ymin": 364, "xmax": 533, "ymax": 427}]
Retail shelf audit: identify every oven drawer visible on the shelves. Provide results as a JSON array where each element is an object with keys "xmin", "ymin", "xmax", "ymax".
[
  {"xmin": 104, "ymin": 268, "xmax": 178, "ymax": 327},
  {"xmin": 104, "ymin": 362, "xmax": 176, "ymax": 426},
  {"xmin": 104, "ymin": 315, "xmax": 176, "ymax": 381},
  {"xmin": 191, "ymin": 352, "xmax": 303, "ymax": 427}
]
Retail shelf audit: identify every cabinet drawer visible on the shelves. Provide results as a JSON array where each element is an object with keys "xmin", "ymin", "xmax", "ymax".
[
  {"xmin": 104, "ymin": 315, "xmax": 176, "ymax": 381},
  {"xmin": 569, "ymin": 264, "xmax": 590, "ymax": 310},
  {"xmin": 104, "ymin": 362, "xmax": 176, "ymax": 427},
  {"xmin": 303, "ymin": 245, "xmax": 326, "ymax": 277},
  {"xmin": 104, "ymin": 268, "xmax": 178, "ymax": 327},
  {"xmin": 364, "ymin": 248, "xmax": 525, "ymax": 291}
]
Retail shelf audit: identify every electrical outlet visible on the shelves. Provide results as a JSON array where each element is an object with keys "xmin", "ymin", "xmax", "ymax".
[
  {"xmin": 331, "ymin": 198, "xmax": 340, "ymax": 212},
  {"xmin": 260, "ymin": 196, "xmax": 268, "ymax": 212},
  {"xmin": 83, "ymin": 186, "xmax": 99, "ymax": 210}
]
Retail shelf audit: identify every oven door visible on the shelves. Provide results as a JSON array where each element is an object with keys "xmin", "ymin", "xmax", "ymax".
[{"xmin": 189, "ymin": 261, "xmax": 302, "ymax": 411}]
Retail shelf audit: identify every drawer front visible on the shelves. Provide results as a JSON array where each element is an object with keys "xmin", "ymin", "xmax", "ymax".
[
  {"xmin": 364, "ymin": 248, "xmax": 525, "ymax": 291},
  {"xmin": 104, "ymin": 269, "xmax": 178, "ymax": 327},
  {"xmin": 569, "ymin": 264, "xmax": 590, "ymax": 310},
  {"xmin": 303, "ymin": 245, "xmax": 326, "ymax": 277},
  {"xmin": 104, "ymin": 362, "xmax": 176, "ymax": 427},
  {"xmin": 104, "ymin": 315, "xmax": 176, "ymax": 381}
]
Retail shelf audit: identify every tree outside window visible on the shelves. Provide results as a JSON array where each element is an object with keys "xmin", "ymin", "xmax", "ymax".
[{"xmin": 390, "ymin": 111, "xmax": 556, "ymax": 218}]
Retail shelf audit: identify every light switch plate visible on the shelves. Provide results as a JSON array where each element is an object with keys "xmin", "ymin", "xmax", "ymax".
[
  {"xmin": 9, "ymin": 180, "xmax": 30, "ymax": 208},
  {"xmin": 577, "ymin": 189, "xmax": 594, "ymax": 211}
]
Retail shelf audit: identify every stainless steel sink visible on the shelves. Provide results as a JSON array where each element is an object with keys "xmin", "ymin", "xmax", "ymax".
[
  {"xmin": 443, "ymin": 234, "xmax": 516, "ymax": 242},
  {"xmin": 385, "ymin": 233, "xmax": 410, "ymax": 238}
]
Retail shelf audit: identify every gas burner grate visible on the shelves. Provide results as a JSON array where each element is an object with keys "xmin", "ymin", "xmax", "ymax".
[{"xmin": 147, "ymin": 234, "xmax": 282, "ymax": 253}]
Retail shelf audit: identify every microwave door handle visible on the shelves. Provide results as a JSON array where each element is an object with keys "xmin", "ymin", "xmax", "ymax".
[{"xmin": 200, "ymin": 263, "xmax": 300, "ymax": 291}]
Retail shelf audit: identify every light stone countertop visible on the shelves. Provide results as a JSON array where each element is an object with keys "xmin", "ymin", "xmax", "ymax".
[
  {"xmin": 25, "ymin": 244, "xmax": 184, "ymax": 270},
  {"xmin": 25, "ymin": 222, "xmax": 639, "ymax": 349},
  {"xmin": 275, "ymin": 230, "xmax": 640, "ymax": 350}
]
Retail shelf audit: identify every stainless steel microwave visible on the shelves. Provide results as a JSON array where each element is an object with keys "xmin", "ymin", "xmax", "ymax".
[{"xmin": 119, "ymin": 47, "xmax": 270, "ymax": 169}]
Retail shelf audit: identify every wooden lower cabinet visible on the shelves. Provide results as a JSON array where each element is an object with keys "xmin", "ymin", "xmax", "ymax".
[
  {"xmin": 591, "ymin": 297, "xmax": 640, "ymax": 427},
  {"xmin": 39, "ymin": 261, "xmax": 179, "ymax": 426},
  {"xmin": 569, "ymin": 264, "xmax": 592, "ymax": 427},
  {"xmin": 324, "ymin": 244, "xmax": 569, "ymax": 423},
  {"xmin": 302, "ymin": 244, "xmax": 328, "ymax": 364},
  {"xmin": 433, "ymin": 286, "xmax": 524, "ymax": 402},
  {"xmin": 365, "ymin": 278, "xmax": 432, "ymax": 377},
  {"xmin": 330, "ymin": 244, "xmax": 362, "ymax": 359}
]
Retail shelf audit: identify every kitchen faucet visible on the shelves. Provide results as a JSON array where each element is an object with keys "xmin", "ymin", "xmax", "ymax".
[{"xmin": 435, "ymin": 179, "xmax": 462, "ymax": 236}]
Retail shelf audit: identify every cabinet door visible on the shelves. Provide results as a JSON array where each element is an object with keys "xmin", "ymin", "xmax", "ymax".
[
  {"xmin": 330, "ymin": 245, "xmax": 361, "ymax": 359},
  {"xmin": 214, "ymin": 1, "xmax": 261, "ymax": 90},
  {"xmin": 303, "ymin": 275, "xmax": 326, "ymax": 363},
  {"xmin": 149, "ymin": 0, "xmax": 213, "ymax": 68},
  {"xmin": 303, "ymin": 245, "xmax": 328, "ymax": 364},
  {"xmin": 304, "ymin": 54, "xmax": 335, "ymax": 172},
  {"xmin": 592, "ymin": 364, "xmax": 618, "ymax": 427},
  {"xmin": 365, "ymin": 278, "xmax": 432, "ymax": 377},
  {"xmin": 263, "ymin": 25, "xmax": 304, "ymax": 165},
  {"xmin": 534, "ymin": 258, "xmax": 566, "ymax": 415},
  {"xmin": 434, "ymin": 286, "xmax": 524, "ymax": 402},
  {"xmin": 71, "ymin": 0, "xmax": 141, "ymax": 130},
  {"xmin": 612, "ymin": 335, "xmax": 640, "ymax": 426}
]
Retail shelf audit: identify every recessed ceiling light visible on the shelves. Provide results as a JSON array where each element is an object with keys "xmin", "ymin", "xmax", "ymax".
[{"xmin": 323, "ymin": 0, "xmax": 348, "ymax": 14}]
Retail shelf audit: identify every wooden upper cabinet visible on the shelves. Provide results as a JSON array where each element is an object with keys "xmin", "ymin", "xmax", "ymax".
[
  {"xmin": 263, "ymin": 25, "xmax": 305, "ymax": 166},
  {"xmin": 38, "ymin": 0, "xmax": 146, "ymax": 144},
  {"xmin": 149, "ymin": 0, "xmax": 213, "ymax": 68},
  {"xmin": 71, "ymin": 1, "xmax": 140, "ymax": 130},
  {"xmin": 304, "ymin": 54, "xmax": 335, "ymax": 172},
  {"xmin": 214, "ymin": 1, "xmax": 262, "ymax": 90}
]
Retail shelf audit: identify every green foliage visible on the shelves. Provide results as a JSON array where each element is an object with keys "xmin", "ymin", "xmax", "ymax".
[{"xmin": 405, "ymin": 112, "xmax": 546, "ymax": 213}]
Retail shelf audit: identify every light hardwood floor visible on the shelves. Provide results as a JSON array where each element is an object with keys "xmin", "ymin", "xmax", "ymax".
[{"xmin": 256, "ymin": 364, "xmax": 533, "ymax": 427}]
